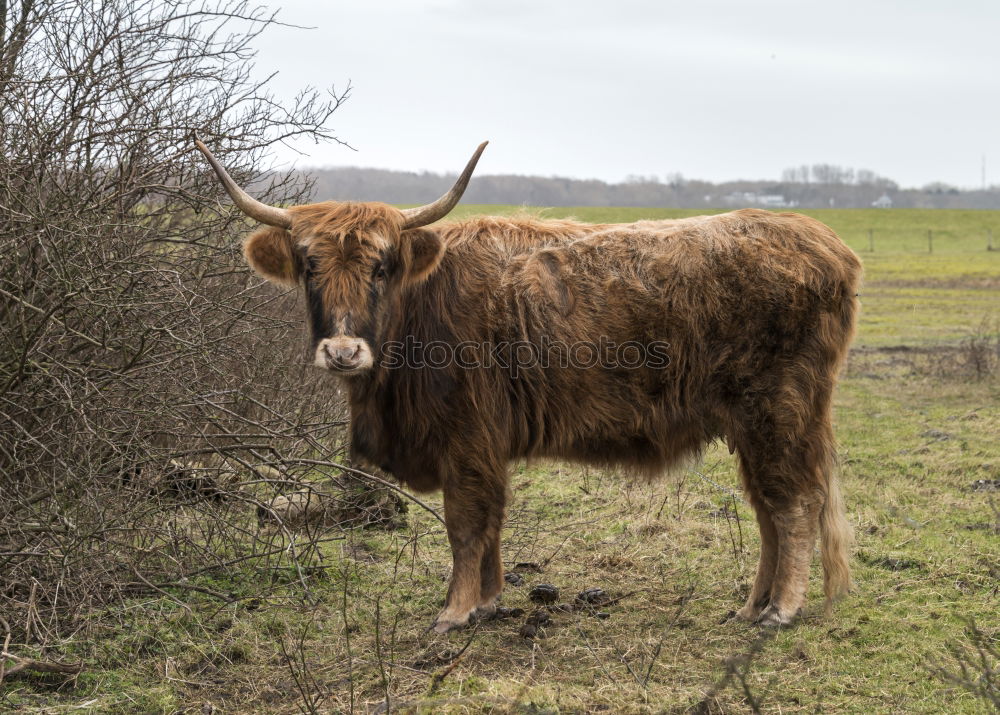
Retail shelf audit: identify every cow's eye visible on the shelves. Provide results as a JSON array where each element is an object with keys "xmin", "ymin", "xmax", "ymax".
[{"xmin": 373, "ymin": 262, "xmax": 387, "ymax": 281}]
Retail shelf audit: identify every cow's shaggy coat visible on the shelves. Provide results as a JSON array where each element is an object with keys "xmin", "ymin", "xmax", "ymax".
[{"xmin": 240, "ymin": 205, "xmax": 861, "ymax": 631}]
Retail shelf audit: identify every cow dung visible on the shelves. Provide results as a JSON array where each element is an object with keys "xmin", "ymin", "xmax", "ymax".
[
  {"xmin": 504, "ymin": 572, "xmax": 525, "ymax": 587},
  {"xmin": 575, "ymin": 587, "xmax": 611, "ymax": 606},
  {"xmin": 491, "ymin": 606, "xmax": 525, "ymax": 620},
  {"xmin": 519, "ymin": 609, "xmax": 552, "ymax": 639},
  {"xmin": 528, "ymin": 584, "xmax": 560, "ymax": 603}
]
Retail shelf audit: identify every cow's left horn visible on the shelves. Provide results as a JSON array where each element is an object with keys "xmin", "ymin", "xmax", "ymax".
[
  {"xmin": 193, "ymin": 134, "xmax": 293, "ymax": 229},
  {"xmin": 400, "ymin": 141, "xmax": 488, "ymax": 229}
]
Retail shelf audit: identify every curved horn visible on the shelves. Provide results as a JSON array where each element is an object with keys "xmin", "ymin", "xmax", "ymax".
[
  {"xmin": 193, "ymin": 134, "xmax": 292, "ymax": 229},
  {"xmin": 400, "ymin": 141, "xmax": 488, "ymax": 229}
]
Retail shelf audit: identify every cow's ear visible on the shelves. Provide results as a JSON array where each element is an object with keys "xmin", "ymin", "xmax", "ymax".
[
  {"xmin": 399, "ymin": 228, "xmax": 445, "ymax": 286},
  {"xmin": 244, "ymin": 227, "xmax": 299, "ymax": 287}
]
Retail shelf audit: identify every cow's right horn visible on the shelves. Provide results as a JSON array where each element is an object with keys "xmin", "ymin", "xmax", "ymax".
[
  {"xmin": 194, "ymin": 134, "xmax": 293, "ymax": 229},
  {"xmin": 400, "ymin": 141, "xmax": 488, "ymax": 229}
]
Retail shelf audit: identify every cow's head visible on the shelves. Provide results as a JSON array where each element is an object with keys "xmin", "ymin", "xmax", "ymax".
[{"xmin": 195, "ymin": 136, "xmax": 486, "ymax": 376}]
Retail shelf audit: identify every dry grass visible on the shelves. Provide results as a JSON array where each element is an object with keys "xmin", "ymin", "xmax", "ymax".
[{"xmin": 8, "ymin": 356, "xmax": 996, "ymax": 713}]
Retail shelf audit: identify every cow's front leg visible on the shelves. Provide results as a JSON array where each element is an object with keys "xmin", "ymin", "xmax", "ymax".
[
  {"xmin": 476, "ymin": 521, "xmax": 504, "ymax": 616},
  {"xmin": 432, "ymin": 474, "xmax": 506, "ymax": 633},
  {"xmin": 735, "ymin": 502, "xmax": 779, "ymax": 622}
]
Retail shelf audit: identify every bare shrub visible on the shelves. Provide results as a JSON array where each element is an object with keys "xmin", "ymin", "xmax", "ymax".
[
  {"xmin": 925, "ymin": 316, "xmax": 1000, "ymax": 380},
  {"xmin": 0, "ymin": 0, "xmax": 402, "ymax": 665},
  {"xmin": 849, "ymin": 318, "xmax": 1000, "ymax": 381},
  {"xmin": 956, "ymin": 317, "xmax": 1000, "ymax": 380}
]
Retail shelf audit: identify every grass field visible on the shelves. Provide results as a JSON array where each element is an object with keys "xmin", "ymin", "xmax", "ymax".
[{"xmin": 5, "ymin": 208, "xmax": 998, "ymax": 713}]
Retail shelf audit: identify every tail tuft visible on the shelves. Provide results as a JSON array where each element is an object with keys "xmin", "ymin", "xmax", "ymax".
[{"xmin": 820, "ymin": 470, "xmax": 853, "ymax": 611}]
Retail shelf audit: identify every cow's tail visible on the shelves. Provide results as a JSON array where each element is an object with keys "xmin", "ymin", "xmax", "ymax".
[{"xmin": 819, "ymin": 455, "xmax": 852, "ymax": 610}]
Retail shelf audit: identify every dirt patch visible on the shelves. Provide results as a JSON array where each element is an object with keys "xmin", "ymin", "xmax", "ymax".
[
  {"xmin": 921, "ymin": 429, "xmax": 953, "ymax": 441},
  {"xmin": 867, "ymin": 276, "xmax": 1000, "ymax": 290},
  {"xmin": 848, "ymin": 333, "xmax": 1000, "ymax": 380}
]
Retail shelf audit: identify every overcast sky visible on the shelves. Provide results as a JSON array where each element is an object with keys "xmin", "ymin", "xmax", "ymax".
[{"xmin": 254, "ymin": 1, "xmax": 999, "ymax": 189}]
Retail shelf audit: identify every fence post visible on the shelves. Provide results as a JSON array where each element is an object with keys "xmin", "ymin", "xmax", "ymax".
[
  {"xmin": 989, "ymin": 229, "xmax": 994, "ymax": 251},
  {"xmin": 868, "ymin": 228, "xmax": 874, "ymax": 252},
  {"xmin": 928, "ymin": 229, "xmax": 933, "ymax": 254}
]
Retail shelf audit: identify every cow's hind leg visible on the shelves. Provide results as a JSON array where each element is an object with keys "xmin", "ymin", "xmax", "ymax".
[
  {"xmin": 432, "ymin": 472, "xmax": 506, "ymax": 633},
  {"xmin": 757, "ymin": 486, "xmax": 823, "ymax": 626},
  {"xmin": 735, "ymin": 430, "xmax": 826, "ymax": 627}
]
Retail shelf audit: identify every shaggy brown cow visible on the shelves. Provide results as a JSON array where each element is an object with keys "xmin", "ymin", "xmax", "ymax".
[{"xmin": 195, "ymin": 138, "xmax": 861, "ymax": 632}]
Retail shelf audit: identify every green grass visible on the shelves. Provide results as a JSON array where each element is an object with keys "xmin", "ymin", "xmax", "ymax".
[{"xmin": 6, "ymin": 207, "xmax": 998, "ymax": 713}]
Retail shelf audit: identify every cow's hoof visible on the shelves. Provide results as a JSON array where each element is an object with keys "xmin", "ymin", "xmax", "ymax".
[
  {"xmin": 755, "ymin": 604, "xmax": 797, "ymax": 628},
  {"xmin": 733, "ymin": 605, "xmax": 761, "ymax": 623},
  {"xmin": 474, "ymin": 603, "xmax": 497, "ymax": 620},
  {"xmin": 430, "ymin": 618, "xmax": 463, "ymax": 634},
  {"xmin": 430, "ymin": 607, "xmax": 474, "ymax": 634},
  {"xmin": 476, "ymin": 592, "xmax": 501, "ymax": 615}
]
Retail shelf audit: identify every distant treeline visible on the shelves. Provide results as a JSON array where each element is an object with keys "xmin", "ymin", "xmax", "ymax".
[{"xmin": 301, "ymin": 165, "xmax": 1000, "ymax": 209}]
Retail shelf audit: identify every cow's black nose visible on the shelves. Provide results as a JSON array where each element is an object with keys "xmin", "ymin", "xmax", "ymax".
[
  {"xmin": 324, "ymin": 342, "xmax": 362, "ymax": 370},
  {"xmin": 334, "ymin": 345, "xmax": 359, "ymax": 362}
]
